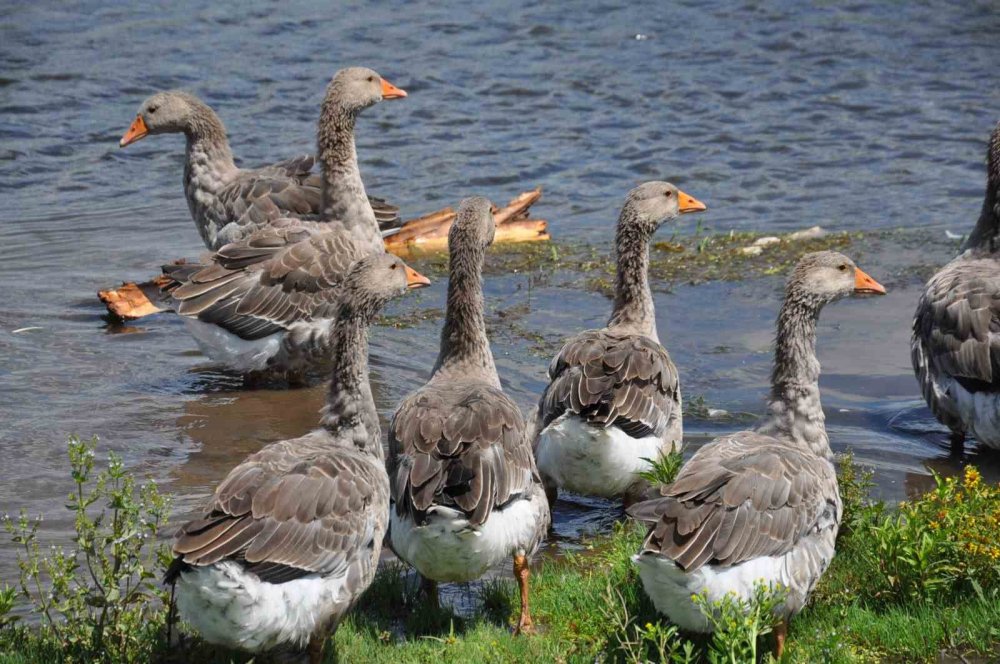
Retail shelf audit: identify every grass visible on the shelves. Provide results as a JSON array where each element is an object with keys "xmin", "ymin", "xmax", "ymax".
[{"xmin": 3, "ymin": 442, "xmax": 1000, "ymax": 663}]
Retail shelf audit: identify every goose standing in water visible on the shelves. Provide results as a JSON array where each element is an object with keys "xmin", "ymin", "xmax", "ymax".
[
  {"xmin": 912, "ymin": 121, "xmax": 1000, "ymax": 452},
  {"xmin": 531, "ymin": 182, "xmax": 706, "ymax": 504},
  {"xmin": 160, "ymin": 68, "xmax": 406, "ymax": 380},
  {"xmin": 628, "ymin": 251, "xmax": 886, "ymax": 658},
  {"xmin": 164, "ymin": 253, "xmax": 430, "ymax": 663},
  {"xmin": 119, "ymin": 73, "xmax": 405, "ymax": 250},
  {"xmin": 388, "ymin": 197, "xmax": 550, "ymax": 634}
]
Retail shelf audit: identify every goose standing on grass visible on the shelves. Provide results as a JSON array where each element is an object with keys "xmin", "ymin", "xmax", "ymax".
[
  {"xmin": 119, "ymin": 75, "xmax": 406, "ymax": 250},
  {"xmin": 912, "ymin": 121, "xmax": 1000, "ymax": 452},
  {"xmin": 164, "ymin": 253, "xmax": 430, "ymax": 663},
  {"xmin": 628, "ymin": 251, "xmax": 886, "ymax": 659},
  {"xmin": 531, "ymin": 182, "xmax": 706, "ymax": 505},
  {"xmin": 159, "ymin": 68, "xmax": 406, "ymax": 380},
  {"xmin": 387, "ymin": 197, "xmax": 550, "ymax": 635}
]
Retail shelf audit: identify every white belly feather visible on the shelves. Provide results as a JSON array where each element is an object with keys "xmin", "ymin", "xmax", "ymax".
[
  {"xmin": 634, "ymin": 529, "xmax": 836, "ymax": 632},
  {"xmin": 390, "ymin": 493, "xmax": 543, "ymax": 583},
  {"xmin": 175, "ymin": 561, "xmax": 349, "ymax": 652},
  {"xmin": 535, "ymin": 414, "xmax": 669, "ymax": 497},
  {"xmin": 182, "ymin": 318, "xmax": 282, "ymax": 372},
  {"xmin": 936, "ymin": 373, "xmax": 1000, "ymax": 449}
]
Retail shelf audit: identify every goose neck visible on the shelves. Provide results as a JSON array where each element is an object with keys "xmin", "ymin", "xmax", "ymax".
[
  {"xmin": 317, "ymin": 103, "xmax": 381, "ymax": 250},
  {"xmin": 432, "ymin": 242, "xmax": 498, "ymax": 386},
  {"xmin": 608, "ymin": 211, "xmax": 658, "ymax": 341},
  {"xmin": 319, "ymin": 315, "xmax": 382, "ymax": 458},
  {"xmin": 757, "ymin": 295, "xmax": 830, "ymax": 457},
  {"xmin": 962, "ymin": 132, "xmax": 1000, "ymax": 253}
]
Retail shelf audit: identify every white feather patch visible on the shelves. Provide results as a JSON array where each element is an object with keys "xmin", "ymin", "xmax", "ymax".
[
  {"xmin": 535, "ymin": 414, "xmax": 669, "ymax": 497},
  {"xmin": 175, "ymin": 561, "xmax": 349, "ymax": 652},
  {"xmin": 390, "ymin": 493, "xmax": 543, "ymax": 582}
]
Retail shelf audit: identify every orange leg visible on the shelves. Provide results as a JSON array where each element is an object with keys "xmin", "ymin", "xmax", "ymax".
[
  {"xmin": 774, "ymin": 618, "xmax": 788, "ymax": 660},
  {"xmin": 513, "ymin": 553, "xmax": 535, "ymax": 635}
]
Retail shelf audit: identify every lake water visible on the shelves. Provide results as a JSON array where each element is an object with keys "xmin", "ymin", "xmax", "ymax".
[{"xmin": 1, "ymin": 0, "xmax": 999, "ymax": 588}]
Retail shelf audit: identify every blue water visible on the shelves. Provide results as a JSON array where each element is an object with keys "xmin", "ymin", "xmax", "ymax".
[{"xmin": 1, "ymin": 0, "xmax": 999, "ymax": 583}]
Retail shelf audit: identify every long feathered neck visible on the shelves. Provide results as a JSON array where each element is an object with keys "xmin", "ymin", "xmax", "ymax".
[
  {"xmin": 316, "ymin": 95, "xmax": 381, "ymax": 251},
  {"xmin": 608, "ymin": 207, "xmax": 658, "ymax": 342},
  {"xmin": 432, "ymin": 238, "xmax": 499, "ymax": 386},
  {"xmin": 756, "ymin": 291, "xmax": 830, "ymax": 458},
  {"xmin": 319, "ymin": 313, "xmax": 382, "ymax": 458},
  {"xmin": 182, "ymin": 102, "xmax": 237, "ymax": 178},
  {"xmin": 961, "ymin": 128, "xmax": 1000, "ymax": 253}
]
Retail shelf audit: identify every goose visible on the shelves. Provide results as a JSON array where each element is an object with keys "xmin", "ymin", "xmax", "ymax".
[
  {"xmin": 157, "ymin": 69, "xmax": 406, "ymax": 379},
  {"xmin": 387, "ymin": 197, "xmax": 550, "ymax": 634},
  {"xmin": 164, "ymin": 252, "xmax": 430, "ymax": 663},
  {"xmin": 531, "ymin": 182, "xmax": 706, "ymax": 504},
  {"xmin": 912, "ymin": 120, "xmax": 1000, "ymax": 452},
  {"xmin": 628, "ymin": 251, "xmax": 886, "ymax": 658},
  {"xmin": 118, "ymin": 69, "xmax": 406, "ymax": 250}
]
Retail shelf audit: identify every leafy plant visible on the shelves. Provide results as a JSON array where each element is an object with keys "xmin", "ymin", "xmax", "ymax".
[
  {"xmin": 695, "ymin": 582, "xmax": 787, "ymax": 664},
  {"xmin": 1, "ymin": 436, "xmax": 172, "ymax": 663},
  {"xmin": 0, "ymin": 585, "xmax": 17, "ymax": 630},
  {"xmin": 638, "ymin": 449, "xmax": 685, "ymax": 487}
]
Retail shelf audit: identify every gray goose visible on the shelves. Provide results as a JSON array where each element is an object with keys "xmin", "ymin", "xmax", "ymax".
[
  {"xmin": 164, "ymin": 253, "xmax": 430, "ymax": 663},
  {"xmin": 119, "ymin": 72, "xmax": 406, "ymax": 250},
  {"xmin": 912, "ymin": 120, "xmax": 1000, "ymax": 451},
  {"xmin": 160, "ymin": 68, "xmax": 403, "ymax": 378},
  {"xmin": 387, "ymin": 197, "xmax": 550, "ymax": 634},
  {"xmin": 628, "ymin": 251, "xmax": 885, "ymax": 659},
  {"xmin": 531, "ymin": 182, "xmax": 706, "ymax": 504}
]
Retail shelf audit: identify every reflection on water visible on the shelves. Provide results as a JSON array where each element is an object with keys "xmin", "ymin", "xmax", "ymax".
[{"xmin": 2, "ymin": 0, "xmax": 1000, "ymax": 586}]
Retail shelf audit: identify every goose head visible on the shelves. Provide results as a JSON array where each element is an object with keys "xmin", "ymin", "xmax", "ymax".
[
  {"xmin": 449, "ymin": 196, "xmax": 497, "ymax": 252},
  {"xmin": 624, "ymin": 181, "xmax": 707, "ymax": 234},
  {"xmin": 120, "ymin": 90, "xmax": 205, "ymax": 147},
  {"xmin": 339, "ymin": 253, "xmax": 430, "ymax": 321},
  {"xmin": 788, "ymin": 250, "xmax": 886, "ymax": 306},
  {"xmin": 324, "ymin": 66, "xmax": 407, "ymax": 116}
]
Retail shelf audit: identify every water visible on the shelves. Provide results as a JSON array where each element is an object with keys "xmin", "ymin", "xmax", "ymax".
[{"xmin": 1, "ymin": 0, "xmax": 999, "ymax": 589}]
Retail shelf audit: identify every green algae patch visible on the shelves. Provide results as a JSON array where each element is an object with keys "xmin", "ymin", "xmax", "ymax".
[{"xmin": 405, "ymin": 227, "xmax": 859, "ymax": 298}]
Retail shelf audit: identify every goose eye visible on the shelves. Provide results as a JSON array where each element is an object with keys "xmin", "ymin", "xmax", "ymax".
[
  {"xmin": 838, "ymin": 264, "xmax": 848, "ymax": 271},
  {"xmin": 367, "ymin": 76, "xmax": 375, "ymax": 82},
  {"xmin": 390, "ymin": 263, "xmax": 398, "ymax": 270},
  {"xmin": 148, "ymin": 106, "xmax": 158, "ymax": 114},
  {"xmin": 664, "ymin": 191, "xmax": 672, "ymax": 198}
]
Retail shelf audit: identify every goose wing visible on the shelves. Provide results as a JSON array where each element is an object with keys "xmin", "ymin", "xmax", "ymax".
[
  {"xmin": 628, "ymin": 432, "xmax": 840, "ymax": 570},
  {"xmin": 536, "ymin": 329, "xmax": 680, "ymax": 439},
  {"xmin": 913, "ymin": 255, "xmax": 1000, "ymax": 393},
  {"xmin": 168, "ymin": 222, "xmax": 365, "ymax": 340},
  {"xmin": 388, "ymin": 380, "xmax": 535, "ymax": 526},
  {"xmin": 246, "ymin": 154, "xmax": 401, "ymax": 229},
  {"xmin": 171, "ymin": 435, "xmax": 388, "ymax": 583}
]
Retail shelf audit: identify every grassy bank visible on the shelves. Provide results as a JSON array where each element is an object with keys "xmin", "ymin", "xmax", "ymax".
[{"xmin": 1, "ymin": 441, "xmax": 998, "ymax": 663}]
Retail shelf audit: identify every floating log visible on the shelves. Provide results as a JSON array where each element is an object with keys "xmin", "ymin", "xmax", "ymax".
[{"xmin": 98, "ymin": 188, "xmax": 549, "ymax": 321}]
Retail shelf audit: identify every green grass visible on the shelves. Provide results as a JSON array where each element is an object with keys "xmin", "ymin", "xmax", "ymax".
[{"xmin": 3, "ymin": 443, "xmax": 1000, "ymax": 663}]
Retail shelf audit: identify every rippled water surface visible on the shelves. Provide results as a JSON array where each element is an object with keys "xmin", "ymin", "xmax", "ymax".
[{"xmin": 1, "ymin": 0, "xmax": 999, "ymax": 585}]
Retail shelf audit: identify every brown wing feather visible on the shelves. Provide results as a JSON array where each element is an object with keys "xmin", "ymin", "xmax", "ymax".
[
  {"xmin": 627, "ymin": 432, "xmax": 841, "ymax": 570},
  {"xmin": 537, "ymin": 329, "xmax": 680, "ymax": 439},
  {"xmin": 168, "ymin": 224, "xmax": 367, "ymax": 340},
  {"xmin": 388, "ymin": 380, "xmax": 534, "ymax": 527},
  {"xmin": 172, "ymin": 435, "xmax": 388, "ymax": 580},
  {"xmin": 913, "ymin": 255, "xmax": 1000, "ymax": 393}
]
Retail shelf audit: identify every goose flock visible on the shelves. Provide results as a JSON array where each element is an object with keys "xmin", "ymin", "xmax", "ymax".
[{"xmin": 111, "ymin": 65, "xmax": 1000, "ymax": 662}]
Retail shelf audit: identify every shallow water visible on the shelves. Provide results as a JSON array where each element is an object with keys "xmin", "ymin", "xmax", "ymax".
[{"xmin": 1, "ymin": 0, "xmax": 999, "ymax": 591}]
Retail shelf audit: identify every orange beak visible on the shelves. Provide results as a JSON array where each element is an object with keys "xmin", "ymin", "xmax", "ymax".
[
  {"xmin": 854, "ymin": 267, "xmax": 886, "ymax": 295},
  {"xmin": 404, "ymin": 264, "xmax": 430, "ymax": 289},
  {"xmin": 119, "ymin": 115, "xmax": 148, "ymax": 147},
  {"xmin": 380, "ymin": 78, "xmax": 407, "ymax": 100},
  {"xmin": 677, "ymin": 189, "xmax": 707, "ymax": 213}
]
